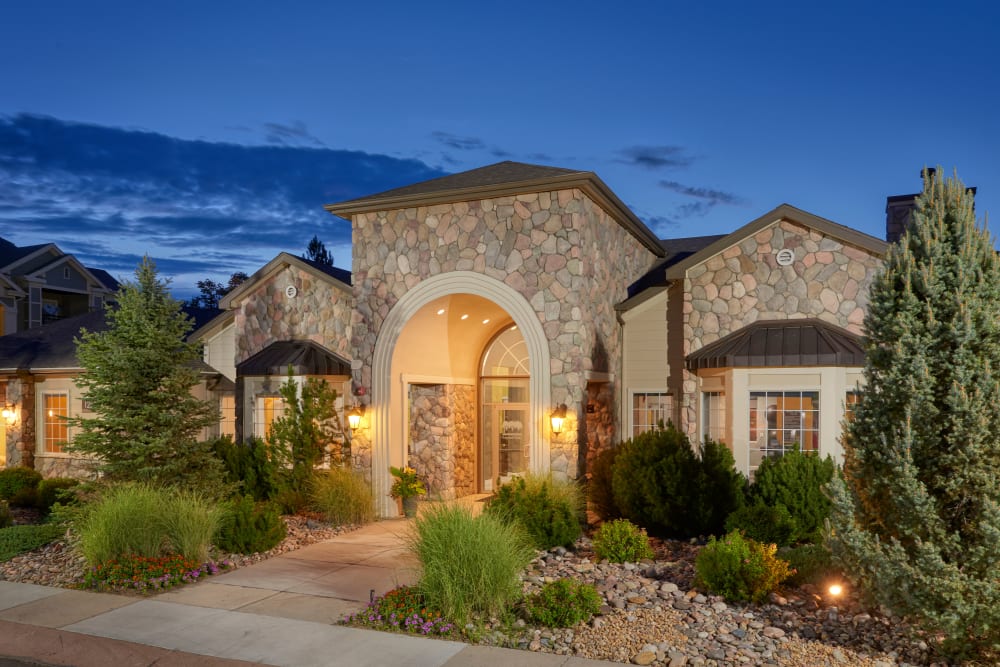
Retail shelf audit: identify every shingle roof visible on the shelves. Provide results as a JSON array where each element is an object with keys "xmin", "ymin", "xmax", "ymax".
[
  {"xmin": 0, "ymin": 238, "xmax": 49, "ymax": 270},
  {"xmin": 297, "ymin": 256, "xmax": 352, "ymax": 286},
  {"xmin": 331, "ymin": 161, "xmax": 581, "ymax": 208},
  {"xmin": 685, "ymin": 319, "xmax": 865, "ymax": 370},
  {"xmin": 625, "ymin": 235, "xmax": 726, "ymax": 300},
  {"xmin": 0, "ymin": 307, "xmax": 222, "ymax": 372},
  {"xmin": 87, "ymin": 267, "xmax": 120, "ymax": 291},
  {"xmin": 326, "ymin": 160, "xmax": 666, "ymax": 258}
]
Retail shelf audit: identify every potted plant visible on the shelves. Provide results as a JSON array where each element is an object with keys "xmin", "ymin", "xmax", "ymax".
[{"xmin": 389, "ymin": 466, "xmax": 426, "ymax": 518}]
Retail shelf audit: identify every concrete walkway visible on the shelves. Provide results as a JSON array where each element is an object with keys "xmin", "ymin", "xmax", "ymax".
[{"xmin": 0, "ymin": 519, "xmax": 618, "ymax": 667}]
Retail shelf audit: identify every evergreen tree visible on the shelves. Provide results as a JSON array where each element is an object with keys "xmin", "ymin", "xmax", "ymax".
[
  {"xmin": 828, "ymin": 170, "xmax": 1000, "ymax": 658},
  {"xmin": 304, "ymin": 235, "xmax": 334, "ymax": 267},
  {"xmin": 268, "ymin": 371, "xmax": 346, "ymax": 494},
  {"xmin": 69, "ymin": 257, "xmax": 225, "ymax": 492}
]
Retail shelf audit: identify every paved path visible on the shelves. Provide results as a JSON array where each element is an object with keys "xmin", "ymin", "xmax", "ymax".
[{"xmin": 0, "ymin": 520, "xmax": 617, "ymax": 667}]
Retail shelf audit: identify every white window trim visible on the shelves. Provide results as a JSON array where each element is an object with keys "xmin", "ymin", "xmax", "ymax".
[
  {"xmin": 746, "ymin": 387, "xmax": 821, "ymax": 475},
  {"xmin": 38, "ymin": 390, "xmax": 71, "ymax": 456},
  {"xmin": 627, "ymin": 388, "xmax": 673, "ymax": 439}
]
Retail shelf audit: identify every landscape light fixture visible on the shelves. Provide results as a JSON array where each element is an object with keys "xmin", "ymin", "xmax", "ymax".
[
  {"xmin": 347, "ymin": 405, "xmax": 363, "ymax": 431},
  {"xmin": 550, "ymin": 404, "xmax": 568, "ymax": 435},
  {"xmin": 1, "ymin": 403, "xmax": 15, "ymax": 426}
]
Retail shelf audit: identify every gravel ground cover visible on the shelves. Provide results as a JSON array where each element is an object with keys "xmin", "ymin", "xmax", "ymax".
[{"xmin": 0, "ymin": 508, "xmax": 951, "ymax": 666}]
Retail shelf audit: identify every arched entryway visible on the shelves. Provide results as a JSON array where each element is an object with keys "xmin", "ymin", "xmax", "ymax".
[{"xmin": 370, "ymin": 272, "xmax": 550, "ymax": 517}]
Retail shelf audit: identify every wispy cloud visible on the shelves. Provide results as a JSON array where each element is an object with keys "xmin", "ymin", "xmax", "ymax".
[
  {"xmin": 431, "ymin": 131, "xmax": 486, "ymax": 151},
  {"xmin": 615, "ymin": 145, "xmax": 694, "ymax": 170},
  {"xmin": 0, "ymin": 113, "xmax": 444, "ymax": 296},
  {"xmin": 658, "ymin": 180, "xmax": 746, "ymax": 206},
  {"xmin": 262, "ymin": 120, "xmax": 327, "ymax": 147}
]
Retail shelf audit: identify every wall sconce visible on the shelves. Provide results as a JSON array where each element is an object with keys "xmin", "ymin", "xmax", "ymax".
[
  {"xmin": 1, "ymin": 403, "xmax": 16, "ymax": 426},
  {"xmin": 550, "ymin": 404, "xmax": 567, "ymax": 435},
  {"xmin": 347, "ymin": 405, "xmax": 364, "ymax": 431}
]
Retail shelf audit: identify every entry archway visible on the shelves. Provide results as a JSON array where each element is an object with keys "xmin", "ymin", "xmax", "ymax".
[{"xmin": 370, "ymin": 272, "xmax": 550, "ymax": 517}]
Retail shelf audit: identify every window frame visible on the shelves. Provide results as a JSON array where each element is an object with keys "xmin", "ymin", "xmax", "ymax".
[
  {"xmin": 628, "ymin": 389, "xmax": 673, "ymax": 438},
  {"xmin": 748, "ymin": 389, "xmax": 820, "ymax": 475},
  {"xmin": 41, "ymin": 391, "xmax": 70, "ymax": 454}
]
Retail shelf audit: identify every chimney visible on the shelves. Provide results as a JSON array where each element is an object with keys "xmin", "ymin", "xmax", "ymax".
[
  {"xmin": 885, "ymin": 168, "xmax": 976, "ymax": 244},
  {"xmin": 885, "ymin": 168, "xmax": 935, "ymax": 244}
]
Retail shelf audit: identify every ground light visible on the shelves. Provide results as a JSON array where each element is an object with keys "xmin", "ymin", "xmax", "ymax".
[{"xmin": 828, "ymin": 583, "xmax": 843, "ymax": 597}]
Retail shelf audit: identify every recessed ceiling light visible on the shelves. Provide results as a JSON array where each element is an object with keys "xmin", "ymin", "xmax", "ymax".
[
  {"xmin": 482, "ymin": 318, "xmax": 490, "ymax": 324},
  {"xmin": 460, "ymin": 314, "xmax": 469, "ymax": 320},
  {"xmin": 436, "ymin": 308, "xmax": 445, "ymax": 315},
  {"xmin": 510, "ymin": 325, "xmax": 518, "ymax": 330}
]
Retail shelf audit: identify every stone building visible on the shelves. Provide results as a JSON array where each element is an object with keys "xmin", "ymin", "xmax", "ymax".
[{"xmin": 2, "ymin": 161, "xmax": 940, "ymax": 519}]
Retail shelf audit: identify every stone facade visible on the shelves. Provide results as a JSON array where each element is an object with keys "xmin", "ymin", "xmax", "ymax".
[
  {"xmin": 673, "ymin": 219, "xmax": 883, "ymax": 436},
  {"xmin": 407, "ymin": 383, "xmax": 475, "ymax": 500},
  {"xmin": 3, "ymin": 377, "xmax": 29, "ymax": 468},
  {"xmin": 233, "ymin": 265, "xmax": 353, "ymax": 365},
  {"xmin": 582, "ymin": 381, "xmax": 615, "ymax": 477},
  {"xmin": 351, "ymin": 188, "xmax": 657, "ymax": 479}
]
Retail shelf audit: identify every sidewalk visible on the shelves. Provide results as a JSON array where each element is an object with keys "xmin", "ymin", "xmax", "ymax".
[{"xmin": 0, "ymin": 520, "xmax": 618, "ymax": 667}]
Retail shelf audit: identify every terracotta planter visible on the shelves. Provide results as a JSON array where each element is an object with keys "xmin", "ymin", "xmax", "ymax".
[{"xmin": 402, "ymin": 496, "xmax": 418, "ymax": 518}]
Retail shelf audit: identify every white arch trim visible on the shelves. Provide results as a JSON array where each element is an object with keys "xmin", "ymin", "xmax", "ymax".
[{"xmin": 370, "ymin": 272, "xmax": 551, "ymax": 517}]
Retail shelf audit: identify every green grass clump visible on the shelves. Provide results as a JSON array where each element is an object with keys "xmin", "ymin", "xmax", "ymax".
[
  {"xmin": 410, "ymin": 503, "xmax": 535, "ymax": 624},
  {"xmin": 485, "ymin": 474, "xmax": 583, "ymax": 549},
  {"xmin": 0, "ymin": 524, "xmax": 64, "ymax": 561},
  {"xmin": 524, "ymin": 579, "xmax": 603, "ymax": 627},
  {"xmin": 592, "ymin": 519, "xmax": 654, "ymax": 563},
  {"xmin": 75, "ymin": 484, "xmax": 222, "ymax": 564},
  {"xmin": 309, "ymin": 468, "xmax": 375, "ymax": 526}
]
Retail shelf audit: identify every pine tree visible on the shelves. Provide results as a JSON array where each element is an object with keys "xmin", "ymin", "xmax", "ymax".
[
  {"xmin": 304, "ymin": 235, "xmax": 334, "ymax": 267},
  {"xmin": 268, "ymin": 371, "xmax": 346, "ymax": 495},
  {"xmin": 828, "ymin": 170, "xmax": 1000, "ymax": 657},
  {"xmin": 68, "ymin": 257, "xmax": 225, "ymax": 492}
]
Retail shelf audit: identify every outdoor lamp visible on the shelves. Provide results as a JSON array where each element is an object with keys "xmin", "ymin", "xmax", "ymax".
[
  {"xmin": 1, "ymin": 404, "xmax": 15, "ymax": 425},
  {"xmin": 550, "ymin": 404, "xmax": 567, "ymax": 435},
  {"xmin": 347, "ymin": 405, "xmax": 363, "ymax": 431}
]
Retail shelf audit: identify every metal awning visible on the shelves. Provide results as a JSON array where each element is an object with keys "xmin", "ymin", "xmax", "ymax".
[
  {"xmin": 236, "ymin": 340, "xmax": 351, "ymax": 376},
  {"xmin": 685, "ymin": 319, "xmax": 865, "ymax": 370}
]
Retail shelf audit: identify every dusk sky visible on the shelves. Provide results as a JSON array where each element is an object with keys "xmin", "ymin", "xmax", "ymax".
[{"xmin": 2, "ymin": 1, "xmax": 998, "ymax": 300}]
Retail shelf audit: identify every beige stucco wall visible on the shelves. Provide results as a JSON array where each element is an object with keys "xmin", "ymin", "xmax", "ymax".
[
  {"xmin": 202, "ymin": 322, "xmax": 237, "ymax": 382},
  {"xmin": 351, "ymin": 187, "xmax": 658, "ymax": 482}
]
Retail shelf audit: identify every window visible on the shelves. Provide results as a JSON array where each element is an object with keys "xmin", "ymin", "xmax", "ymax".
[
  {"xmin": 749, "ymin": 391, "xmax": 819, "ymax": 471},
  {"xmin": 255, "ymin": 396, "xmax": 286, "ymax": 443},
  {"xmin": 219, "ymin": 394, "xmax": 236, "ymax": 439},
  {"xmin": 632, "ymin": 392, "xmax": 672, "ymax": 437},
  {"xmin": 701, "ymin": 391, "xmax": 726, "ymax": 443},
  {"xmin": 844, "ymin": 391, "xmax": 861, "ymax": 421},
  {"xmin": 43, "ymin": 393, "xmax": 69, "ymax": 453}
]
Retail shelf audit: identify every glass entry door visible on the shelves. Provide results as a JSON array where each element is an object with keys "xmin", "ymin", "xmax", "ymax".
[{"xmin": 480, "ymin": 378, "xmax": 529, "ymax": 491}]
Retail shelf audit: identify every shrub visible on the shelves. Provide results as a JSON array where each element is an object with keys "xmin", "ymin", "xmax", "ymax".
[
  {"xmin": 751, "ymin": 449, "xmax": 835, "ymax": 544},
  {"xmin": 346, "ymin": 585, "xmax": 456, "ymax": 637},
  {"xmin": 725, "ymin": 503, "xmax": 799, "ymax": 548},
  {"xmin": 410, "ymin": 503, "xmax": 534, "ymax": 624},
  {"xmin": 782, "ymin": 543, "xmax": 841, "ymax": 587},
  {"xmin": 212, "ymin": 436, "xmax": 279, "ymax": 501},
  {"xmin": 310, "ymin": 468, "xmax": 375, "ymax": 526},
  {"xmin": 695, "ymin": 530, "xmax": 792, "ymax": 603},
  {"xmin": 74, "ymin": 484, "xmax": 222, "ymax": 564},
  {"xmin": 35, "ymin": 478, "xmax": 80, "ymax": 515},
  {"xmin": 216, "ymin": 496, "xmax": 287, "ymax": 554},
  {"xmin": 0, "ymin": 467, "xmax": 42, "ymax": 503},
  {"xmin": 588, "ymin": 446, "xmax": 621, "ymax": 520},
  {"xmin": 524, "ymin": 579, "xmax": 603, "ymax": 627},
  {"xmin": 612, "ymin": 424, "xmax": 745, "ymax": 538},
  {"xmin": 485, "ymin": 475, "xmax": 582, "ymax": 550},
  {"xmin": 592, "ymin": 519, "xmax": 654, "ymax": 563},
  {"xmin": 0, "ymin": 524, "xmax": 64, "ymax": 561},
  {"xmin": 0, "ymin": 501, "xmax": 12, "ymax": 530}
]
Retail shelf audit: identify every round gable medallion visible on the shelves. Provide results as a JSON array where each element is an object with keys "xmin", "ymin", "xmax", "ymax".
[
  {"xmin": 775, "ymin": 249, "xmax": 795, "ymax": 266},
  {"xmin": 285, "ymin": 285, "xmax": 298, "ymax": 299}
]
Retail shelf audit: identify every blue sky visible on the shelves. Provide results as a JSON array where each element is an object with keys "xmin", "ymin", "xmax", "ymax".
[{"xmin": 2, "ymin": 1, "xmax": 997, "ymax": 299}]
